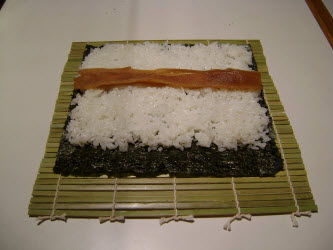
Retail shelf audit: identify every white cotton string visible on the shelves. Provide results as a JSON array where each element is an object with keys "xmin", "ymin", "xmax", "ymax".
[
  {"xmin": 223, "ymin": 177, "xmax": 252, "ymax": 231},
  {"xmin": 281, "ymin": 139, "xmax": 312, "ymax": 227},
  {"xmin": 290, "ymin": 211, "xmax": 312, "ymax": 227},
  {"xmin": 37, "ymin": 175, "xmax": 67, "ymax": 225},
  {"xmin": 160, "ymin": 177, "xmax": 195, "ymax": 225},
  {"xmin": 231, "ymin": 177, "xmax": 241, "ymax": 215},
  {"xmin": 159, "ymin": 215, "xmax": 195, "ymax": 225},
  {"xmin": 99, "ymin": 215, "xmax": 125, "ymax": 224},
  {"xmin": 207, "ymin": 40, "xmax": 210, "ymax": 45},
  {"xmin": 261, "ymin": 87, "xmax": 311, "ymax": 227},
  {"xmin": 223, "ymin": 214, "xmax": 252, "ymax": 232},
  {"xmin": 99, "ymin": 178, "xmax": 125, "ymax": 224}
]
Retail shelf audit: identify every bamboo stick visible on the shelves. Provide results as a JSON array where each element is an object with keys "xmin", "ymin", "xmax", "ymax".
[{"xmin": 28, "ymin": 204, "xmax": 318, "ymax": 218}]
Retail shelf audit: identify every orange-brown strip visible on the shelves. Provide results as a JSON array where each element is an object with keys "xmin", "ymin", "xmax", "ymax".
[{"xmin": 74, "ymin": 67, "xmax": 262, "ymax": 91}]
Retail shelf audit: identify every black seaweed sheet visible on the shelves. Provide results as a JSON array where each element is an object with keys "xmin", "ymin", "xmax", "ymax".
[{"xmin": 54, "ymin": 44, "xmax": 283, "ymax": 178}]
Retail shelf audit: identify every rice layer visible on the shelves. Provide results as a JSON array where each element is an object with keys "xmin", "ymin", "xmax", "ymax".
[
  {"xmin": 81, "ymin": 42, "xmax": 253, "ymax": 71},
  {"xmin": 66, "ymin": 87, "xmax": 270, "ymax": 152}
]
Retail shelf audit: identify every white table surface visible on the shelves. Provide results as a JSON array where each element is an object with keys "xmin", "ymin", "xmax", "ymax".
[{"xmin": 1, "ymin": 0, "xmax": 332, "ymax": 249}]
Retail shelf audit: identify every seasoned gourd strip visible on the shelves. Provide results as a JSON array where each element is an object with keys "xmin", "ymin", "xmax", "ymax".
[{"xmin": 74, "ymin": 67, "xmax": 262, "ymax": 91}]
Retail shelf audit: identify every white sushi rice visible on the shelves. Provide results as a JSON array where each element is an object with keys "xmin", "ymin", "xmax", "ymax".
[
  {"xmin": 67, "ymin": 42, "xmax": 270, "ymax": 152},
  {"xmin": 81, "ymin": 42, "xmax": 253, "ymax": 71},
  {"xmin": 66, "ymin": 88, "xmax": 270, "ymax": 152}
]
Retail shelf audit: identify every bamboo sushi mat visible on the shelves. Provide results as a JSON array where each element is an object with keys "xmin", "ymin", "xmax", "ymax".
[{"xmin": 28, "ymin": 40, "xmax": 318, "ymax": 226}]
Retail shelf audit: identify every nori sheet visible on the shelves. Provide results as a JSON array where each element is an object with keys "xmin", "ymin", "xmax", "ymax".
[{"xmin": 53, "ymin": 43, "xmax": 283, "ymax": 178}]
